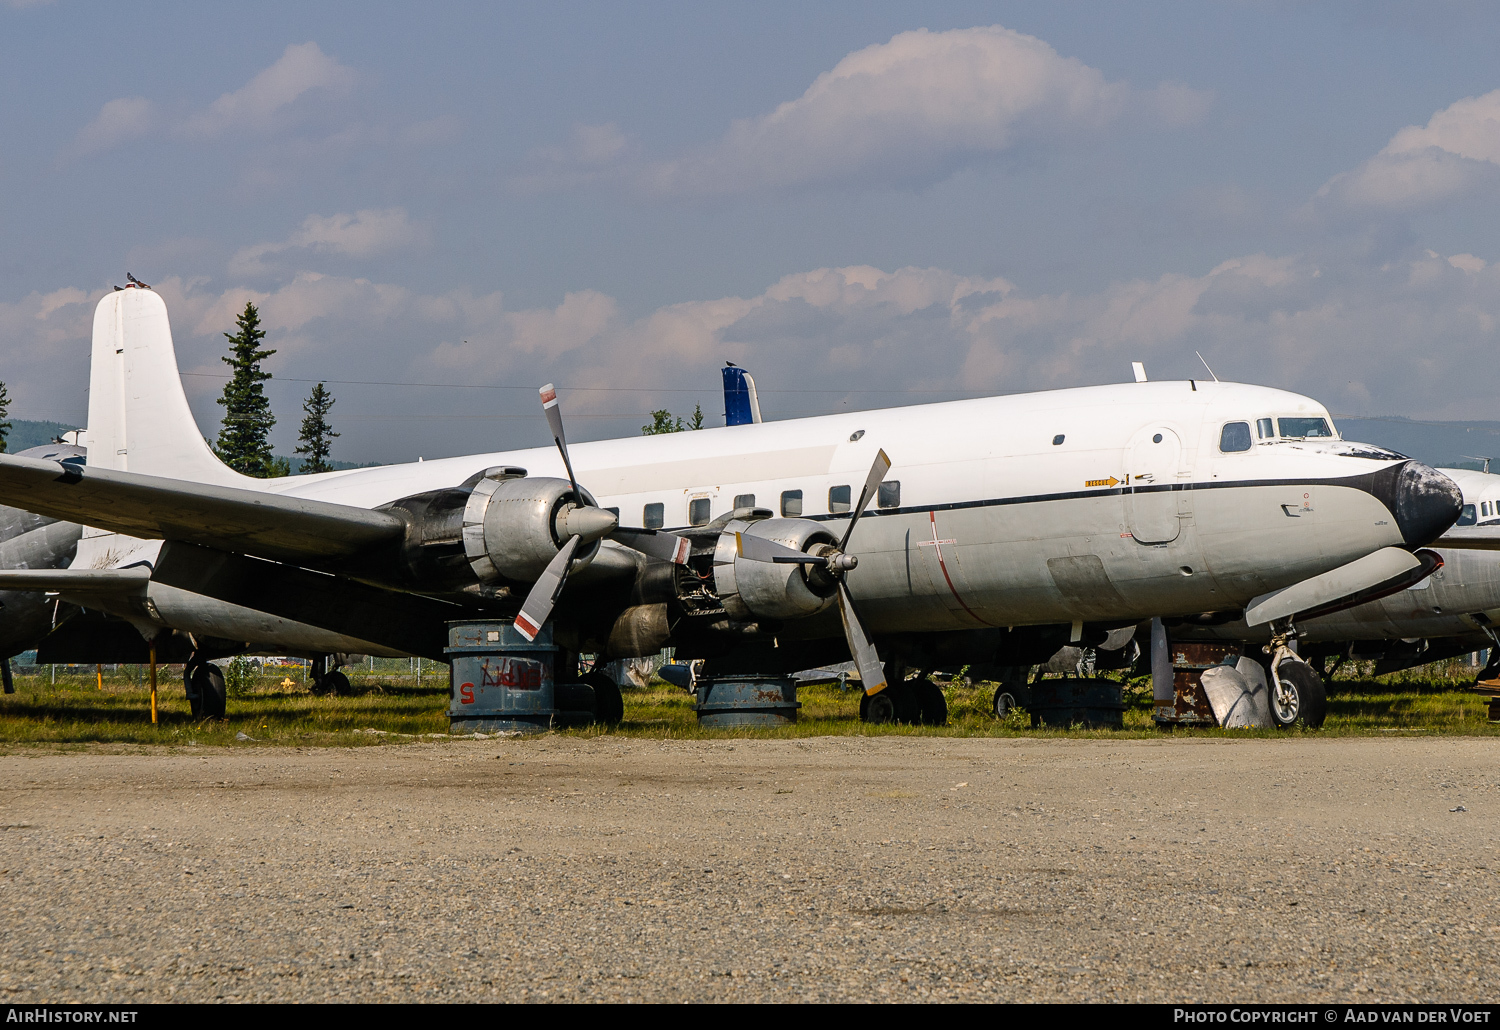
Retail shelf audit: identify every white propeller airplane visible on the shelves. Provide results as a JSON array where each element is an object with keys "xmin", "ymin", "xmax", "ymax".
[{"xmin": 0, "ymin": 286, "xmax": 1466, "ymax": 725}]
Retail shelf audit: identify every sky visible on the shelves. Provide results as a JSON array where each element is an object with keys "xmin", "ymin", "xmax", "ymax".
[{"xmin": 3, "ymin": 1, "xmax": 1500, "ymax": 464}]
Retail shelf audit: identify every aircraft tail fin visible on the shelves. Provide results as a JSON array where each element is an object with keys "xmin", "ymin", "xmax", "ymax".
[{"xmin": 87, "ymin": 287, "xmax": 245, "ymax": 486}]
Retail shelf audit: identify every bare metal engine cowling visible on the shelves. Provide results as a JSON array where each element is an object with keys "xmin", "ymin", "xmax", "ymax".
[
  {"xmin": 712, "ymin": 518, "xmax": 839, "ymax": 622},
  {"xmin": 384, "ymin": 470, "xmax": 601, "ymax": 589}
]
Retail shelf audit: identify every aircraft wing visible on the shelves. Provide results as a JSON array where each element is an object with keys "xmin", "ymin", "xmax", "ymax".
[
  {"xmin": 0, "ymin": 454, "xmax": 405, "ymax": 565},
  {"xmin": 1433, "ymin": 527, "xmax": 1500, "ymax": 551}
]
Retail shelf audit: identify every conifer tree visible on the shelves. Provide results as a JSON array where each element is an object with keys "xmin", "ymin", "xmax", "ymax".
[
  {"xmin": 0, "ymin": 380, "xmax": 11, "ymax": 454},
  {"xmin": 294, "ymin": 382, "xmax": 339, "ymax": 474},
  {"xmin": 641, "ymin": 402, "xmax": 704, "ymax": 435},
  {"xmin": 215, "ymin": 302, "xmax": 279, "ymax": 476}
]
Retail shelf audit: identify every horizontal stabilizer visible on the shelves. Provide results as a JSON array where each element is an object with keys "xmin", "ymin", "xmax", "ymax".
[
  {"xmin": 0, "ymin": 454, "xmax": 405, "ymax": 565},
  {"xmin": 1244, "ymin": 546, "xmax": 1422, "ymax": 626}
]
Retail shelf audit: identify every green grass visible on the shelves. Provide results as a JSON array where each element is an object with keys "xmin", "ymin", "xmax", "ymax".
[{"xmin": 0, "ymin": 659, "xmax": 1495, "ymax": 748}]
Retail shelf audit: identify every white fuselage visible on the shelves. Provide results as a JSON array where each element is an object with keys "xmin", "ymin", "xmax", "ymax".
[{"xmin": 77, "ymin": 379, "xmax": 1432, "ymax": 652}]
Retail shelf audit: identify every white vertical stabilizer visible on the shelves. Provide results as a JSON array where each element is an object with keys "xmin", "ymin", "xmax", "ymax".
[{"xmin": 87, "ymin": 288, "xmax": 247, "ymax": 486}]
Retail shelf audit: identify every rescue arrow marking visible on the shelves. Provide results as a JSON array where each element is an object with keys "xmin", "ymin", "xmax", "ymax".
[{"xmin": 1086, "ymin": 476, "xmax": 1120, "ymax": 488}]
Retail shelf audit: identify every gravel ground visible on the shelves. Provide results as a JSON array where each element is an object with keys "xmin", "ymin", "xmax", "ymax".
[{"xmin": 0, "ymin": 734, "xmax": 1497, "ymax": 1003}]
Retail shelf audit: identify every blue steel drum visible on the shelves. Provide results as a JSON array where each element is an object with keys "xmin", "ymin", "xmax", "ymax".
[
  {"xmin": 446, "ymin": 621, "xmax": 557, "ymax": 734},
  {"xmin": 695, "ymin": 675, "xmax": 800, "ymax": 728}
]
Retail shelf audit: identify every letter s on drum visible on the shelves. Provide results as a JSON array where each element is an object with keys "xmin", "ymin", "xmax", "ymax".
[{"xmin": 460, "ymin": 683, "xmax": 475, "ymax": 705}]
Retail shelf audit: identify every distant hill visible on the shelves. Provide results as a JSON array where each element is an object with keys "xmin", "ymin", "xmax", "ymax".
[
  {"xmin": 1334, "ymin": 416, "xmax": 1500, "ymax": 472},
  {"xmin": 1, "ymin": 419, "xmax": 379, "ymax": 472}
]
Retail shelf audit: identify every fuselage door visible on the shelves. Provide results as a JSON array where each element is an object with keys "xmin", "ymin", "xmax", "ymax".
[{"xmin": 1125, "ymin": 426, "xmax": 1183, "ymax": 545}]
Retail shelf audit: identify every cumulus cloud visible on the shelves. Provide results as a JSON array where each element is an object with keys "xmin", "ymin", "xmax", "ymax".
[
  {"xmin": 9, "ymin": 245, "xmax": 1500, "ymax": 460},
  {"xmin": 1315, "ymin": 89, "xmax": 1500, "ymax": 212},
  {"xmin": 71, "ymin": 42, "xmax": 357, "ymax": 157},
  {"xmin": 72, "ymin": 97, "xmax": 160, "ymax": 155},
  {"xmin": 633, "ymin": 25, "xmax": 1211, "ymax": 195},
  {"xmin": 181, "ymin": 42, "xmax": 356, "ymax": 137},
  {"xmin": 229, "ymin": 208, "xmax": 430, "ymax": 276}
]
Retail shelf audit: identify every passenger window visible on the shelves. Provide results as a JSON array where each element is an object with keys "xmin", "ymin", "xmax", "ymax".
[
  {"xmin": 643, "ymin": 502, "xmax": 664, "ymax": 529},
  {"xmin": 733, "ymin": 493, "xmax": 755, "ymax": 509},
  {"xmin": 781, "ymin": 490, "xmax": 803, "ymax": 517},
  {"xmin": 1256, "ymin": 418, "xmax": 1274, "ymax": 440},
  {"xmin": 1457, "ymin": 504, "xmax": 1477, "ymax": 527},
  {"xmin": 828, "ymin": 485, "xmax": 851, "ymax": 513},
  {"xmin": 878, "ymin": 481, "xmax": 901, "ymax": 509},
  {"xmin": 688, "ymin": 498, "xmax": 711, "ymax": 526},
  {"xmin": 1219, "ymin": 422, "xmax": 1252, "ymax": 453}
]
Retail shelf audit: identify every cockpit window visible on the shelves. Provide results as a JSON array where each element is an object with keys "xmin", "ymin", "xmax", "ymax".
[
  {"xmin": 1219, "ymin": 422, "xmax": 1252, "ymax": 453},
  {"xmin": 1457, "ymin": 504, "xmax": 1477, "ymax": 527},
  {"xmin": 1278, "ymin": 417, "xmax": 1333, "ymax": 439},
  {"xmin": 1256, "ymin": 418, "xmax": 1274, "ymax": 440}
]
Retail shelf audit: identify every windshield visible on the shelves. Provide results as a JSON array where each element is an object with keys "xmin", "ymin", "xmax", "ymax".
[
  {"xmin": 1278, "ymin": 417, "xmax": 1334, "ymax": 439},
  {"xmin": 1457, "ymin": 504, "xmax": 1478, "ymax": 527}
]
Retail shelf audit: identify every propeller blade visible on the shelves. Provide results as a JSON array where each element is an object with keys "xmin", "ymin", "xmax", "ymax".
[
  {"xmin": 838, "ymin": 448, "xmax": 892, "ymax": 551},
  {"xmin": 610, "ymin": 527, "xmax": 691, "ymax": 565},
  {"xmin": 514, "ymin": 535, "xmax": 581, "ymax": 641},
  {"xmin": 736, "ymin": 531, "xmax": 820, "ymax": 564},
  {"xmin": 539, "ymin": 383, "xmax": 580, "ymax": 499},
  {"xmin": 837, "ymin": 582, "xmax": 887, "ymax": 696}
]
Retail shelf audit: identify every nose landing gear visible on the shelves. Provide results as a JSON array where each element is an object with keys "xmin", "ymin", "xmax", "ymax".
[{"xmin": 1266, "ymin": 624, "xmax": 1327, "ymax": 729}]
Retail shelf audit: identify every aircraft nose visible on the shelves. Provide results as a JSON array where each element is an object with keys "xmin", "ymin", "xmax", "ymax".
[{"xmin": 1373, "ymin": 461, "xmax": 1463, "ymax": 547}]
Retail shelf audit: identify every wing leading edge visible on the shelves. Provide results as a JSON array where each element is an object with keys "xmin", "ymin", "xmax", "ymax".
[{"xmin": 0, "ymin": 454, "xmax": 404, "ymax": 565}]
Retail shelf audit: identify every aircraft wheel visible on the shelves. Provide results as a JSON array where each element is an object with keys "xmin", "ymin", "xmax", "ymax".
[
  {"xmin": 323, "ymin": 670, "xmax": 351, "ymax": 697},
  {"xmin": 1271, "ymin": 659, "xmax": 1326, "ymax": 729},
  {"xmin": 183, "ymin": 664, "xmax": 203, "ymax": 718},
  {"xmin": 861, "ymin": 683, "xmax": 917, "ymax": 724},
  {"xmin": 992, "ymin": 687, "xmax": 1018, "ymax": 720},
  {"xmin": 915, "ymin": 678, "xmax": 947, "ymax": 726},
  {"xmin": 581, "ymin": 671, "xmax": 623, "ymax": 725},
  {"xmin": 192, "ymin": 664, "xmax": 227, "ymax": 719}
]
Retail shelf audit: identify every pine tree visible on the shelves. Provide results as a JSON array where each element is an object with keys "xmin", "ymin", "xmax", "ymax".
[
  {"xmin": 215, "ymin": 302, "xmax": 279, "ymax": 477},
  {"xmin": 0, "ymin": 380, "xmax": 11, "ymax": 454},
  {"xmin": 294, "ymin": 382, "xmax": 339, "ymax": 474}
]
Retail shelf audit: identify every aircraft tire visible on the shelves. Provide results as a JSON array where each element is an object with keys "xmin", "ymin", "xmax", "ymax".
[
  {"xmin": 324, "ymin": 670, "xmax": 351, "ymax": 697},
  {"xmin": 581, "ymin": 671, "xmax": 624, "ymax": 726},
  {"xmin": 992, "ymin": 687, "xmax": 1018, "ymax": 720},
  {"xmin": 193, "ymin": 664, "xmax": 227, "ymax": 720},
  {"xmin": 183, "ymin": 664, "xmax": 203, "ymax": 718},
  {"xmin": 1271, "ymin": 659, "xmax": 1325, "ymax": 729},
  {"xmin": 915, "ymin": 679, "xmax": 947, "ymax": 726},
  {"xmin": 861, "ymin": 683, "xmax": 918, "ymax": 724}
]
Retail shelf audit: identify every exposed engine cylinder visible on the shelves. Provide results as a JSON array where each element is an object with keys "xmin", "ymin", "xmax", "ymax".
[
  {"xmin": 712, "ymin": 518, "xmax": 839, "ymax": 622},
  {"xmin": 383, "ymin": 469, "xmax": 601, "ymax": 590}
]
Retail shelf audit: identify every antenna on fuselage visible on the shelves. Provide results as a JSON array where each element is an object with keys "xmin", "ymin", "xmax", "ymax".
[
  {"xmin": 1131, "ymin": 362, "xmax": 1147, "ymax": 383},
  {"xmin": 1464, "ymin": 455, "xmax": 1493, "ymax": 474},
  {"xmin": 1195, "ymin": 351, "xmax": 1220, "ymax": 382}
]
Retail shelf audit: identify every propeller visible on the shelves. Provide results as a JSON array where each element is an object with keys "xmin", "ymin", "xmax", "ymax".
[
  {"xmin": 513, "ymin": 384, "xmax": 692, "ymax": 640},
  {"xmin": 734, "ymin": 448, "xmax": 892, "ymax": 695}
]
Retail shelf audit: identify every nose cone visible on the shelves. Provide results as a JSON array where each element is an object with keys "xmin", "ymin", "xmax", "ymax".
[{"xmin": 1372, "ymin": 461, "xmax": 1463, "ymax": 547}]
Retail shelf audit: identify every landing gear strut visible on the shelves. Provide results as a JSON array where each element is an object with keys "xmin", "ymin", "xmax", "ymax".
[{"xmin": 1266, "ymin": 625, "xmax": 1327, "ymax": 729}]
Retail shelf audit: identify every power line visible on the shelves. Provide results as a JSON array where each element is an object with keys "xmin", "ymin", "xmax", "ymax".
[{"xmin": 180, "ymin": 371, "xmax": 992, "ymax": 396}]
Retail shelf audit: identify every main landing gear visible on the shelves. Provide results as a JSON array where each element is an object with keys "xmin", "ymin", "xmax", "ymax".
[
  {"xmin": 308, "ymin": 654, "xmax": 350, "ymax": 696},
  {"xmin": 859, "ymin": 663, "xmax": 947, "ymax": 726},
  {"xmin": 183, "ymin": 659, "xmax": 227, "ymax": 719}
]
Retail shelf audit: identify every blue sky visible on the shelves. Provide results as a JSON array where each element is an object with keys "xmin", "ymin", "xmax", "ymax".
[{"xmin": 3, "ymin": 1, "xmax": 1500, "ymax": 462}]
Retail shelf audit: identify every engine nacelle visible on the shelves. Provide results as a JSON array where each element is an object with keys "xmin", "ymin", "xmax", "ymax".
[
  {"xmin": 712, "ymin": 518, "xmax": 839, "ymax": 622},
  {"xmin": 382, "ymin": 468, "xmax": 601, "ymax": 590}
]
